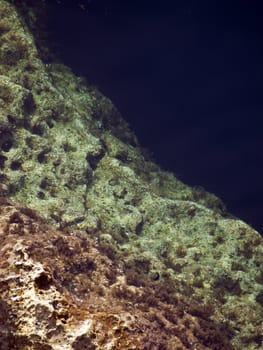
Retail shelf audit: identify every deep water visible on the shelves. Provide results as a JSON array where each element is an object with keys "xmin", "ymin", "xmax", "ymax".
[{"xmin": 46, "ymin": 0, "xmax": 263, "ymax": 234}]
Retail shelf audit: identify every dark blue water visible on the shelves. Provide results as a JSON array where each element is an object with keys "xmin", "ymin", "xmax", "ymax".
[{"xmin": 47, "ymin": 0, "xmax": 263, "ymax": 233}]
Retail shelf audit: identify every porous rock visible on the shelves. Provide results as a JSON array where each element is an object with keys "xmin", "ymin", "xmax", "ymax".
[
  {"xmin": 0, "ymin": 1, "xmax": 262, "ymax": 349},
  {"xmin": 0, "ymin": 198, "xmax": 235, "ymax": 349}
]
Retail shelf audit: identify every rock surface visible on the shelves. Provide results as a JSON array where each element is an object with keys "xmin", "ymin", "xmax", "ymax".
[
  {"xmin": 0, "ymin": 1, "xmax": 262, "ymax": 349},
  {"xmin": 0, "ymin": 198, "xmax": 236, "ymax": 350}
]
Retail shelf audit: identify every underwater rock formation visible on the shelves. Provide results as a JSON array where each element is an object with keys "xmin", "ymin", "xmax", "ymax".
[
  {"xmin": 0, "ymin": 198, "xmax": 236, "ymax": 349},
  {"xmin": 0, "ymin": 0, "xmax": 262, "ymax": 349}
]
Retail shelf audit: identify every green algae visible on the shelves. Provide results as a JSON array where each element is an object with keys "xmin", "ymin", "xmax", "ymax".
[{"xmin": 0, "ymin": 1, "xmax": 262, "ymax": 348}]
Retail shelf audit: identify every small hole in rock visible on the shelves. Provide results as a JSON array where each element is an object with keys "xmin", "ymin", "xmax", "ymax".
[
  {"xmin": 40, "ymin": 178, "xmax": 48, "ymax": 189},
  {"xmin": 1, "ymin": 139, "xmax": 12, "ymax": 152},
  {"xmin": 35, "ymin": 273, "xmax": 51, "ymax": 290},
  {"xmin": 37, "ymin": 151, "xmax": 46, "ymax": 163},
  {"xmin": 86, "ymin": 152, "xmax": 105, "ymax": 170},
  {"xmin": 7, "ymin": 115, "xmax": 16, "ymax": 124},
  {"xmin": 10, "ymin": 161, "xmax": 21, "ymax": 170},
  {"xmin": 150, "ymin": 272, "xmax": 160, "ymax": 281},
  {"xmin": 63, "ymin": 142, "xmax": 75, "ymax": 152},
  {"xmin": 25, "ymin": 64, "xmax": 36, "ymax": 72},
  {"xmin": 37, "ymin": 191, "xmax": 45, "ymax": 199},
  {"xmin": 32, "ymin": 125, "xmax": 44, "ymax": 136},
  {"xmin": 9, "ymin": 212, "xmax": 23, "ymax": 224}
]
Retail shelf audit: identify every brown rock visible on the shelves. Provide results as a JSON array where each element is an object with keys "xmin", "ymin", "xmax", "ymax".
[{"xmin": 0, "ymin": 198, "xmax": 234, "ymax": 349}]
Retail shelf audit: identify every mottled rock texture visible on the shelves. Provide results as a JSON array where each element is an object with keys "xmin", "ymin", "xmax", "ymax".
[
  {"xmin": 0, "ymin": 0, "xmax": 262, "ymax": 349},
  {"xmin": 0, "ymin": 198, "xmax": 235, "ymax": 349}
]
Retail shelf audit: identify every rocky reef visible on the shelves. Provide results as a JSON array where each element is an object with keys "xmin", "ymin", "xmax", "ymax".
[
  {"xmin": 0, "ymin": 198, "xmax": 236, "ymax": 349},
  {"xmin": 0, "ymin": 0, "xmax": 262, "ymax": 349}
]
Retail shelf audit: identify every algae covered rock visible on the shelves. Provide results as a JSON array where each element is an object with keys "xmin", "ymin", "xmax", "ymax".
[
  {"xmin": 0, "ymin": 1, "xmax": 262, "ymax": 349},
  {"xmin": 0, "ymin": 198, "xmax": 237, "ymax": 350}
]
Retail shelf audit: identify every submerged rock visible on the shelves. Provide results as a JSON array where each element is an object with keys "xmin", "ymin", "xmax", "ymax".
[
  {"xmin": 0, "ymin": 1, "xmax": 262, "ymax": 349},
  {"xmin": 0, "ymin": 198, "xmax": 236, "ymax": 349}
]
